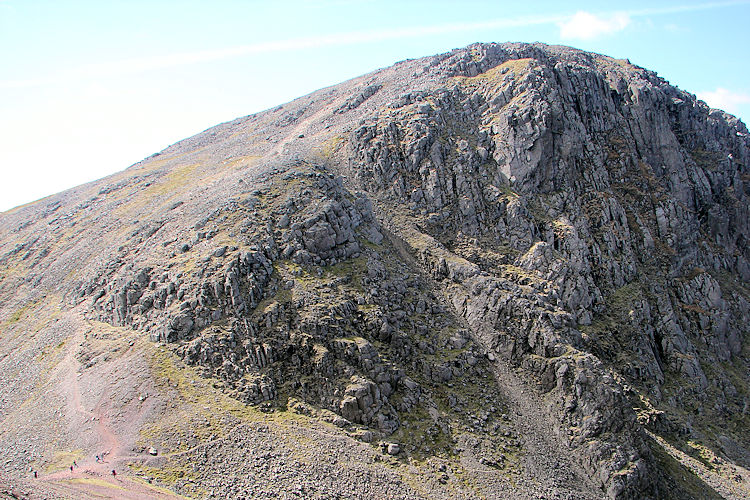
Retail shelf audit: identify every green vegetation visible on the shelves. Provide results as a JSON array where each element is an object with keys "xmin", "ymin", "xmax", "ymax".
[
  {"xmin": 113, "ymin": 162, "xmax": 202, "ymax": 218},
  {"xmin": 142, "ymin": 341, "xmax": 311, "ymax": 453},
  {"xmin": 141, "ymin": 345, "xmax": 256, "ymax": 449},
  {"xmin": 64, "ymin": 477, "xmax": 126, "ymax": 490},
  {"xmin": 390, "ymin": 404, "xmax": 455, "ymax": 461},
  {"xmin": 456, "ymin": 58, "xmax": 533, "ymax": 85},
  {"xmin": 128, "ymin": 463, "xmax": 203, "ymax": 497},
  {"xmin": 37, "ymin": 339, "xmax": 67, "ymax": 373},
  {"xmin": 319, "ymin": 134, "xmax": 347, "ymax": 159},
  {"xmin": 4, "ymin": 299, "xmax": 39, "ymax": 327},
  {"xmin": 690, "ymin": 149, "xmax": 722, "ymax": 171},
  {"xmin": 324, "ymin": 255, "xmax": 367, "ymax": 290},
  {"xmin": 581, "ymin": 281, "xmax": 643, "ymax": 336},
  {"xmin": 223, "ymin": 154, "xmax": 261, "ymax": 171},
  {"xmin": 496, "ymin": 183, "xmax": 519, "ymax": 200},
  {"xmin": 44, "ymin": 449, "xmax": 86, "ymax": 473},
  {"xmin": 648, "ymin": 434, "xmax": 724, "ymax": 500}
]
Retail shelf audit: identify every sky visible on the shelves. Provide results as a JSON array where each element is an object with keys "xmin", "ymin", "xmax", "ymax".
[{"xmin": 1, "ymin": 0, "xmax": 749, "ymax": 212}]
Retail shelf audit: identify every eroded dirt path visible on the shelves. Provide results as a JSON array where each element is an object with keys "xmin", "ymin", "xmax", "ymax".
[{"xmin": 37, "ymin": 313, "xmax": 183, "ymax": 499}]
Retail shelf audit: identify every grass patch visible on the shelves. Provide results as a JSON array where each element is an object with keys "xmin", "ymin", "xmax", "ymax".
[
  {"xmin": 129, "ymin": 475, "xmax": 193, "ymax": 498},
  {"xmin": 113, "ymin": 162, "xmax": 202, "ymax": 218},
  {"xmin": 319, "ymin": 135, "xmax": 346, "ymax": 158},
  {"xmin": 223, "ymin": 154, "xmax": 261, "ymax": 171},
  {"xmin": 3, "ymin": 299, "xmax": 40, "ymax": 328},
  {"xmin": 142, "ymin": 342, "xmax": 310, "ymax": 453},
  {"xmin": 325, "ymin": 256, "xmax": 367, "ymax": 290},
  {"xmin": 456, "ymin": 58, "xmax": 534, "ymax": 84},
  {"xmin": 496, "ymin": 183, "xmax": 519, "ymax": 200},
  {"xmin": 390, "ymin": 405, "xmax": 455, "ymax": 461},
  {"xmin": 64, "ymin": 477, "xmax": 125, "ymax": 490},
  {"xmin": 690, "ymin": 149, "xmax": 723, "ymax": 171},
  {"xmin": 128, "ymin": 463, "xmax": 202, "ymax": 496},
  {"xmin": 581, "ymin": 281, "xmax": 643, "ymax": 333},
  {"xmin": 44, "ymin": 449, "xmax": 86, "ymax": 473},
  {"xmin": 648, "ymin": 434, "xmax": 723, "ymax": 500},
  {"xmin": 38, "ymin": 339, "xmax": 67, "ymax": 361}
]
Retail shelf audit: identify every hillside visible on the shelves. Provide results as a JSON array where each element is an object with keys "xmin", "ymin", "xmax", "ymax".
[{"xmin": 0, "ymin": 42, "xmax": 748, "ymax": 499}]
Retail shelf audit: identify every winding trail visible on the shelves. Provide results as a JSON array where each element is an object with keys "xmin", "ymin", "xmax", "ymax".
[{"xmin": 37, "ymin": 320, "xmax": 184, "ymax": 499}]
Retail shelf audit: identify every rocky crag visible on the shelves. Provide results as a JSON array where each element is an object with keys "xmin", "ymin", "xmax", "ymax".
[{"xmin": 0, "ymin": 43, "xmax": 748, "ymax": 499}]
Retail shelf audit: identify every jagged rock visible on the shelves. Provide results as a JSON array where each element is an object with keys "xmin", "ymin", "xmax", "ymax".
[
  {"xmin": 165, "ymin": 313, "xmax": 194, "ymax": 342},
  {"xmin": 1, "ymin": 41, "xmax": 748, "ymax": 500}
]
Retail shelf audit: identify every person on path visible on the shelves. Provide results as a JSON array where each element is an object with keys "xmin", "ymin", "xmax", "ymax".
[
  {"xmin": 95, "ymin": 454, "xmax": 99, "ymax": 462},
  {"xmin": 112, "ymin": 469, "xmax": 116, "ymax": 478},
  {"xmin": 33, "ymin": 471, "xmax": 37, "ymax": 479},
  {"xmin": 70, "ymin": 465, "xmax": 73, "ymax": 473}
]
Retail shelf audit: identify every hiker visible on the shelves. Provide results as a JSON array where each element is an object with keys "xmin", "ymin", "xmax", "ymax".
[
  {"xmin": 112, "ymin": 469, "xmax": 116, "ymax": 478},
  {"xmin": 70, "ymin": 465, "xmax": 74, "ymax": 472},
  {"xmin": 33, "ymin": 470, "xmax": 37, "ymax": 479},
  {"xmin": 95, "ymin": 454, "xmax": 99, "ymax": 462},
  {"xmin": 73, "ymin": 460, "xmax": 77, "ymax": 468}
]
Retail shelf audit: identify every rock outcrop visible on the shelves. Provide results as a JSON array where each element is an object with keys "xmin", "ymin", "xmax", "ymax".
[
  {"xmin": 1, "ymin": 42, "xmax": 748, "ymax": 500},
  {"xmin": 336, "ymin": 43, "xmax": 749, "ymax": 497}
]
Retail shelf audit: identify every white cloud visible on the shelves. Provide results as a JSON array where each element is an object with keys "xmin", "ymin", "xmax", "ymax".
[
  {"xmin": 558, "ymin": 11, "xmax": 631, "ymax": 40},
  {"xmin": 0, "ymin": 13, "xmax": 568, "ymax": 89},
  {"xmin": 4, "ymin": 2, "xmax": 749, "ymax": 89},
  {"xmin": 696, "ymin": 88, "xmax": 750, "ymax": 114}
]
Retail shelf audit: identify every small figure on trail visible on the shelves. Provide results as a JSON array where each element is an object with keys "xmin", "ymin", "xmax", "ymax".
[
  {"xmin": 70, "ymin": 465, "xmax": 74, "ymax": 473},
  {"xmin": 95, "ymin": 454, "xmax": 100, "ymax": 462},
  {"xmin": 112, "ymin": 469, "xmax": 116, "ymax": 478},
  {"xmin": 33, "ymin": 470, "xmax": 37, "ymax": 479},
  {"xmin": 73, "ymin": 460, "xmax": 77, "ymax": 468}
]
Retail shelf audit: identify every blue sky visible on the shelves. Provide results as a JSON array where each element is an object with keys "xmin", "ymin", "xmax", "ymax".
[{"xmin": 1, "ymin": 0, "xmax": 749, "ymax": 211}]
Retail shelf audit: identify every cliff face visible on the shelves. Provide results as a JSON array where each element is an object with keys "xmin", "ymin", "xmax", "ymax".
[
  {"xmin": 0, "ymin": 43, "xmax": 748, "ymax": 499},
  {"xmin": 343, "ymin": 44, "xmax": 750, "ymax": 496}
]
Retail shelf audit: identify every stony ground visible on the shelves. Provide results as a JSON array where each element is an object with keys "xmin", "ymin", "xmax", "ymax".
[
  {"xmin": 0, "ymin": 304, "xmax": 600, "ymax": 499},
  {"xmin": 1, "ymin": 42, "xmax": 749, "ymax": 499}
]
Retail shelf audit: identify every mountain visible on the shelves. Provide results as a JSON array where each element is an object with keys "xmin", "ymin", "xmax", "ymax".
[{"xmin": 0, "ymin": 42, "xmax": 748, "ymax": 500}]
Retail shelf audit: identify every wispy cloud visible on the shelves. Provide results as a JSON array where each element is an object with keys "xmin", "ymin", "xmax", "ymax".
[
  {"xmin": 0, "ymin": 14, "xmax": 568, "ymax": 89},
  {"xmin": 556, "ymin": 1, "xmax": 749, "ymax": 40},
  {"xmin": 3, "ymin": 0, "xmax": 750, "ymax": 89},
  {"xmin": 558, "ymin": 11, "xmax": 630, "ymax": 40},
  {"xmin": 663, "ymin": 23, "xmax": 685, "ymax": 33},
  {"xmin": 696, "ymin": 87, "xmax": 750, "ymax": 114}
]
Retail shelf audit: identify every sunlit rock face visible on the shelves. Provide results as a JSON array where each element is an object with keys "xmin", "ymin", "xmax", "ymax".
[{"xmin": 1, "ymin": 42, "xmax": 748, "ymax": 500}]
